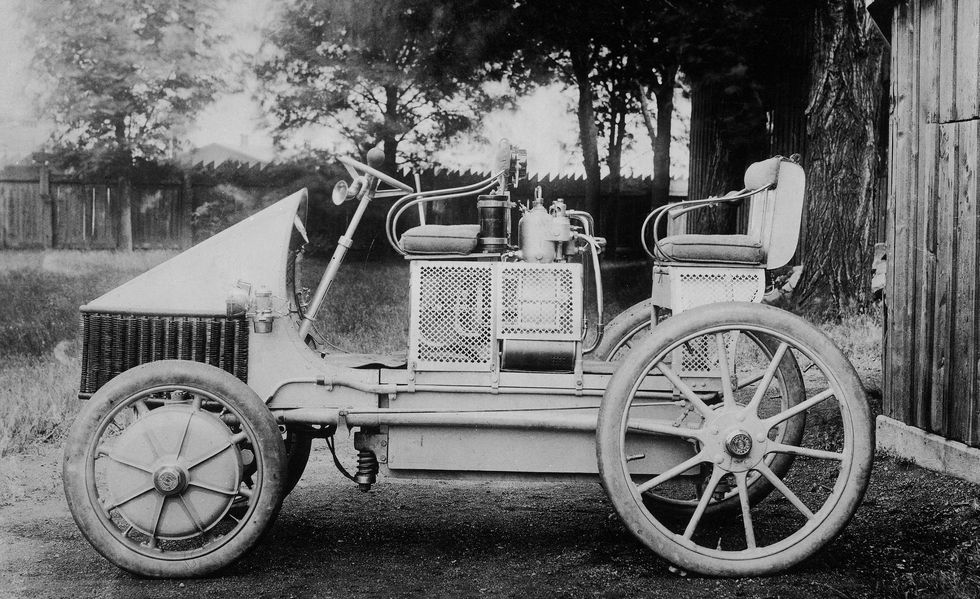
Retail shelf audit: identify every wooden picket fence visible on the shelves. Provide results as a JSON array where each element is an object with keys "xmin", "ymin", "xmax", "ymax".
[{"xmin": 0, "ymin": 163, "xmax": 673, "ymax": 253}]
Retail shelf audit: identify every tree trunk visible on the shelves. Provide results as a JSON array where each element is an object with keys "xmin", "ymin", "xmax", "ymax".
[
  {"xmin": 113, "ymin": 118, "xmax": 134, "ymax": 251},
  {"xmin": 686, "ymin": 84, "xmax": 745, "ymax": 235},
  {"xmin": 118, "ymin": 176, "xmax": 134, "ymax": 251},
  {"xmin": 794, "ymin": 0, "xmax": 886, "ymax": 311},
  {"xmin": 686, "ymin": 76, "xmax": 770, "ymax": 236},
  {"xmin": 382, "ymin": 85, "xmax": 401, "ymax": 174},
  {"xmin": 604, "ymin": 104, "xmax": 627, "ymax": 252},
  {"xmin": 651, "ymin": 65, "xmax": 677, "ymax": 210},
  {"xmin": 571, "ymin": 49, "xmax": 602, "ymax": 222}
]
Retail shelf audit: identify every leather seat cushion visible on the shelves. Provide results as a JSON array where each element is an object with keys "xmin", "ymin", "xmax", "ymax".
[
  {"xmin": 400, "ymin": 224, "xmax": 481, "ymax": 254},
  {"xmin": 658, "ymin": 234, "xmax": 765, "ymax": 264}
]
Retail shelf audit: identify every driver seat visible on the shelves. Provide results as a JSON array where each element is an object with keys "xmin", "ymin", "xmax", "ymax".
[{"xmin": 646, "ymin": 156, "xmax": 805, "ymax": 270}]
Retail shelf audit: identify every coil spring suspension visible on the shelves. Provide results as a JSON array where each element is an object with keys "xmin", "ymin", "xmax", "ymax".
[{"xmin": 355, "ymin": 449, "xmax": 378, "ymax": 492}]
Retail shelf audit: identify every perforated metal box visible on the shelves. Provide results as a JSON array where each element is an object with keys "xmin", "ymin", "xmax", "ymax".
[
  {"xmin": 652, "ymin": 266, "xmax": 765, "ymax": 314},
  {"xmin": 653, "ymin": 266, "xmax": 765, "ymax": 377},
  {"xmin": 409, "ymin": 261, "xmax": 582, "ymax": 371},
  {"xmin": 409, "ymin": 262, "xmax": 495, "ymax": 371}
]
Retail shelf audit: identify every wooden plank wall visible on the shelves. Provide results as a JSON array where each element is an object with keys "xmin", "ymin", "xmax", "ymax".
[{"xmin": 885, "ymin": 0, "xmax": 980, "ymax": 445}]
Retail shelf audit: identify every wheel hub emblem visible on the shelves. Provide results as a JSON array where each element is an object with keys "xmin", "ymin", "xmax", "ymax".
[
  {"xmin": 725, "ymin": 431, "xmax": 753, "ymax": 457},
  {"xmin": 153, "ymin": 466, "xmax": 187, "ymax": 495}
]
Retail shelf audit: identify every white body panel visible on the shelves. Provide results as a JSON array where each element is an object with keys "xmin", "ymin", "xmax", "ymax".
[{"xmin": 84, "ymin": 189, "xmax": 308, "ymax": 315}]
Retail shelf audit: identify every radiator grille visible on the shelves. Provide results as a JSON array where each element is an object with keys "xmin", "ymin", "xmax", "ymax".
[{"xmin": 79, "ymin": 312, "xmax": 249, "ymax": 395}]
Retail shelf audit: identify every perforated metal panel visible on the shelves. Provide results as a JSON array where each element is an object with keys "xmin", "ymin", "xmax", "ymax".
[
  {"xmin": 409, "ymin": 261, "xmax": 584, "ymax": 371},
  {"xmin": 670, "ymin": 267, "xmax": 765, "ymax": 314},
  {"xmin": 666, "ymin": 266, "xmax": 764, "ymax": 376},
  {"xmin": 677, "ymin": 330, "xmax": 737, "ymax": 375},
  {"xmin": 497, "ymin": 263, "xmax": 581, "ymax": 340},
  {"xmin": 409, "ymin": 262, "xmax": 495, "ymax": 371}
]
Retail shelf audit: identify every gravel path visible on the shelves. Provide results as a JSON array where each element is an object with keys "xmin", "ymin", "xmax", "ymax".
[{"xmin": 2, "ymin": 437, "xmax": 979, "ymax": 599}]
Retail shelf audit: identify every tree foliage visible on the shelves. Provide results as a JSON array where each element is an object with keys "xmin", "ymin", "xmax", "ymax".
[
  {"xmin": 26, "ymin": 0, "xmax": 226, "ymax": 174},
  {"xmin": 255, "ymin": 0, "xmax": 513, "ymax": 171},
  {"xmin": 504, "ymin": 0, "xmax": 745, "ymax": 231}
]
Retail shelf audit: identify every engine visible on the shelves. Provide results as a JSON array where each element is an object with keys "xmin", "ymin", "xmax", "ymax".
[{"xmin": 408, "ymin": 147, "xmax": 602, "ymax": 374}]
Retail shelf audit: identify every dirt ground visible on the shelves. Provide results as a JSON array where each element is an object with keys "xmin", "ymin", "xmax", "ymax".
[{"xmin": 2, "ymin": 434, "xmax": 980, "ymax": 599}]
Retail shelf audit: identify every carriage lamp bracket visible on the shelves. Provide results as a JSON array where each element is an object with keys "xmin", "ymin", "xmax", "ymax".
[
  {"xmin": 251, "ymin": 285, "xmax": 275, "ymax": 333},
  {"xmin": 226, "ymin": 280, "xmax": 252, "ymax": 317},
  {"xmin": 227, "ymin": 281, "xmax": 291, "ymax": 334}
]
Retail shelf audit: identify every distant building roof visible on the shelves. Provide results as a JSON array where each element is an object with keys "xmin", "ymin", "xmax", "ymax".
[{"xmin": 180, "ymin": 143, "xmax": 266, "ymax": 168}]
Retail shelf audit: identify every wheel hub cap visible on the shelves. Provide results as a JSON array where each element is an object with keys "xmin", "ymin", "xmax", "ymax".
[
  {"xmin": 700, "ymin": 410, "xmax": 770, "ymax": 472},
  {"xmin": 725, "ymin": 431, "xmax": 753, "ymax": 457},
  {"xmin": 103, "ymin": 405, "xmax": 244, "ymax": 540},
  {"xmin": 152, "ymin": 465, "xmax": 188, "ymax": 495}
]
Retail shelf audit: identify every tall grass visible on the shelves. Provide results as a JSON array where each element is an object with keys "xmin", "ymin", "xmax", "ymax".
[
  {"xmin": 301, "ymin": 257, "xmax": 412, "ymax": 353},
  {"xmin": 817, "ymin": 304, "xmax": 884, "ymax": 394},
  {"xmin": 0, "ymin": 249, "xmax": 175, "ymax": 275},
  {"xmin": 0, "ymin": 250, "xmax": 176, "ymax": 455},
  {"xmin": 0, "ymin": 250, "xmax": 176, "ymax": 356},
  {"xmin": 0, "ymin": 355, "xmax": 79, "ymax": 456}
]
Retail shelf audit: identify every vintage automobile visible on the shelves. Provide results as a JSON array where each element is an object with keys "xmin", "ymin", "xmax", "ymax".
[{"xmin": 63, "ymin": 144, "xmax": 873, "ymax": 578}]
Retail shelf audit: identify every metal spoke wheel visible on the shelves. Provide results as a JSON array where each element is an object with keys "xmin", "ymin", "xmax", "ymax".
[
  {"xmin": 597, "ymin": 303, "xmax": 873, "ymax": 576},
  {"xmin": 63, "ymin": 360, "xmax": 286, "ymax": 578},
  {"xmin": 594, "ymin": 300, "xmax": 806, "ymax": 520}
]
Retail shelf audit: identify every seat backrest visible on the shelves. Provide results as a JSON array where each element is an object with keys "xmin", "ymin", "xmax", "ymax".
[{"xmin": 744, "ymin": 157, "xmax": 805, "ymax": 269}]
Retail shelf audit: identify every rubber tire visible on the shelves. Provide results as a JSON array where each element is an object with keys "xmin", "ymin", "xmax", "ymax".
[
  {"xmin": 283, "ymin": 429, "xmax": 312, "ymax": 495},
  {"xmin": 594, "ymin": 299, "xmax": 806, "ymax": 520},
  {"xmin": 63, "ymin": 360, "xmax": 287, "ymax": 578},
  {"xmin": 593, "ymin": 300, "xmax": 657, "ymax": 361},
  {"xmin": 597, "ymin": 302, "xmax": 873, "ymax": 577}
]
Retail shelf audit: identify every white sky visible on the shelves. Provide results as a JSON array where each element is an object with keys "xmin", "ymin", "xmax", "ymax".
[{"xmin": 0, "ymin": 0, "xmax": 687, "ymax": 179}]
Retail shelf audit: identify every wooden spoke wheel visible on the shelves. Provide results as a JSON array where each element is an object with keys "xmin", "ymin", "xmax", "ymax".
[
  {"xmin": 63, "ymin": 360, "xmax": 286, "ymax": 578},
  {"xmin": 595, "ymin": 300, "xmax": 806, "ymax": 520},
  {"xmin": 597, "ymin": 303, "xmax": 873, "ymax": 576}
]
